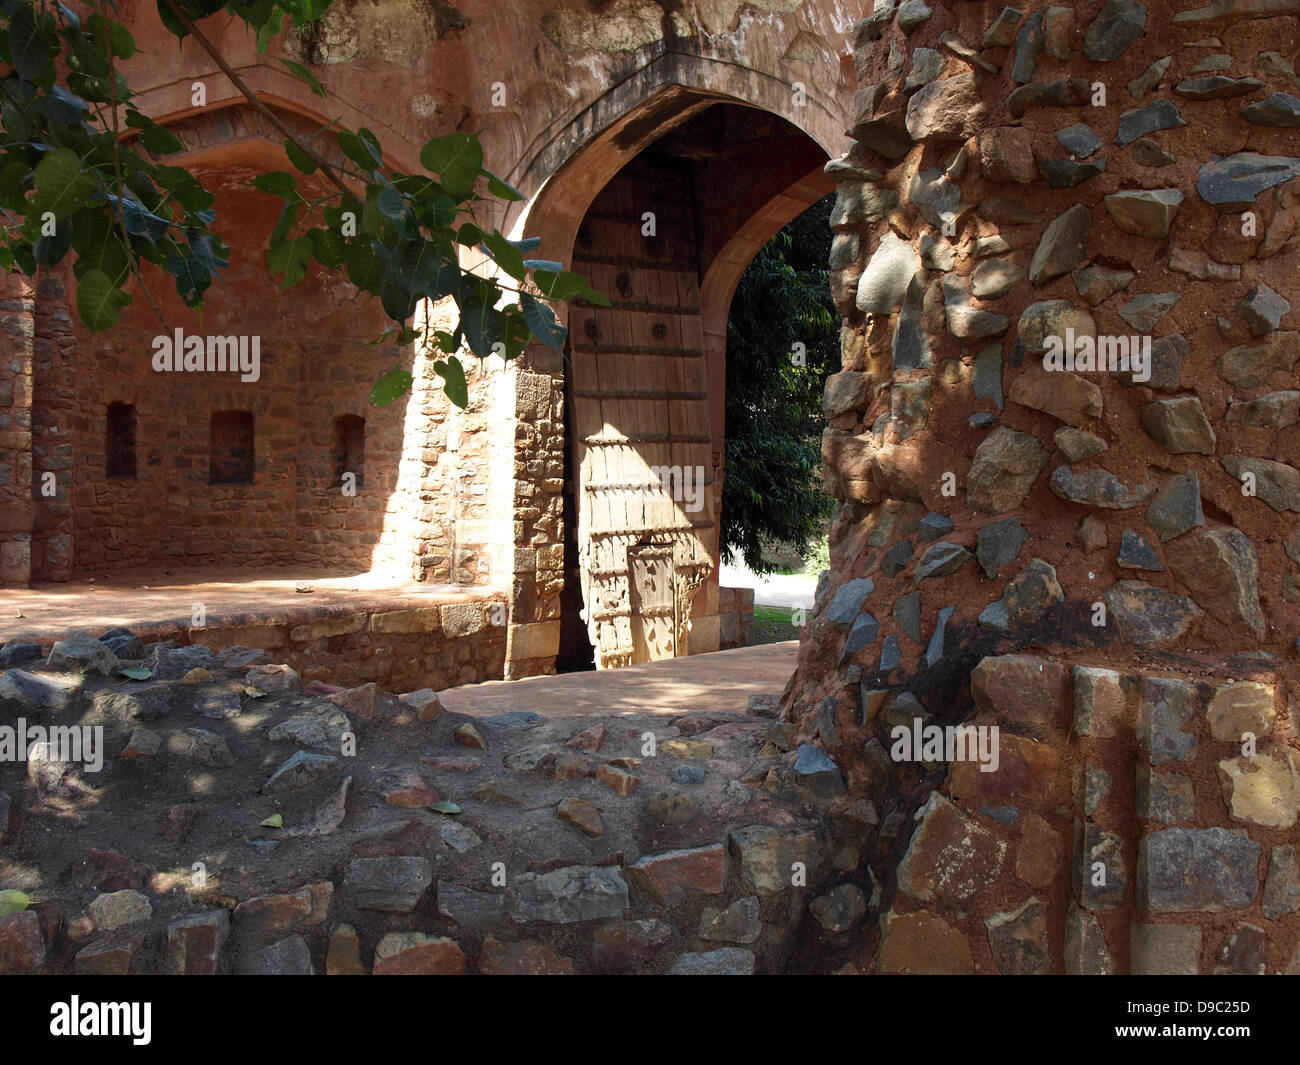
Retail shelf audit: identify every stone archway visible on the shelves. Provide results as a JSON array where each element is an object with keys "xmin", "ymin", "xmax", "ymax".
[{"xmin": 508, "ymin": 82, "xmax": 833, "ymax": 670}]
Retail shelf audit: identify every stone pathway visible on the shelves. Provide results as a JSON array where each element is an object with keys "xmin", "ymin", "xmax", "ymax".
[{"xmin": 441, "ymin": 642, "xmax": 798, "ymax": 720}]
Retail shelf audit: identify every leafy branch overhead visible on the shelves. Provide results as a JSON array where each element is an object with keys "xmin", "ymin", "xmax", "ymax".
[{"xmin": 0, "ymin": 0, "xmax": 608, "ymax": 408}]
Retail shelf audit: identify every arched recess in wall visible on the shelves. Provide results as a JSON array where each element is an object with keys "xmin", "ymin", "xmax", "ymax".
[{"xmin": 56, "ymin": 101, "xmax": 414, "ymax": 580}]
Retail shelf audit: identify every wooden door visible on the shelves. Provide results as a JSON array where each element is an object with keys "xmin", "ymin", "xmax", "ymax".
[
  {"xmin": 628, "ymin": 545, "xmax": 676, "ymax": 661},
  {"xmin": 569, "ymin": 155, "xmax": 715, "ymax": 668}
]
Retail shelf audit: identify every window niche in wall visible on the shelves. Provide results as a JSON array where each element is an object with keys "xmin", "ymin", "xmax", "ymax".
[
  {"xmin": 106, "ymin": 401, "xmax": 137, "ymax": 479},
  {"xmin": 332, "ymin": 414, "xmax": 365, "ymax": 490},
  {"xmin": 209, "ymin": 410, "xmax": 255, "ymax": 485}
]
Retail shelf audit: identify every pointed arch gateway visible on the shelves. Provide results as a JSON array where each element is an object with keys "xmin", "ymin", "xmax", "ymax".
[{"xmin": 510, "ymin": 74, "xmax": 835, "ymax": 669}]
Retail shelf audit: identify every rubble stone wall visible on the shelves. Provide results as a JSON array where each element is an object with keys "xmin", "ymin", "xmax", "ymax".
[{"xmin": 785, "ymin": 0, "xmax": 1300, "ymax": 973}]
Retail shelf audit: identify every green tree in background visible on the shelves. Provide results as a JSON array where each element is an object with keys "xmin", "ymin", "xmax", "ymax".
[{"xmin": 722, "ymin": 194, "xmax": 837, "ymax": 574}]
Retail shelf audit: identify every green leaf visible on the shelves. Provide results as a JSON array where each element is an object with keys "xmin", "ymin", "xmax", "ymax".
[
  {"xmin": 86, "ymin": 12, "xmax": 136, "ymax": 58},
  {"xmin": 267, "ymin": 236, "xmax": 312, "ymax": 290},
  {"xmin": 269, "ymin": 200, "xmax": 300, "ymax": 248},
  {"xmin": 260, "ymin": 813, "xmax": 283, "ymax": 828},
  {"xmin": 523, "ymin": 259, "xmax": 564, "ymax": 274},
  {"xmin": 430, "ymin": 799, "xmax": 462, "ymax": 814},
  {"xmin": 580, "ymin": 286, "xmax": 613, "ymax": 308},
  {"xmin": 9, "ymin": 6, "xmax": 51, "ymax": 80},
  {"xmin": 379, "ymin": 275, "xmax": 418, "ymax": 322},
  {"xmin": 117, "ymin": 198, "xmax": 170, "ymax": 243},
  {"xmin": 76, "ymin": 268, "xmax": 133, "ymax": 331},
  {"xmin": 0, "ymin": 159, "xmax": 30, "ymax": 199},
  {"xmin": 456, "ymin": 222, "xmax": 484, "ymax": 247},
  {"xmin": 308, "ymin": 226, "xmax": 345, "ymax": 268},
  {"xmin": 370, "ymin": 364, "xmax": 413, "ymax": 406},
  {"xmin": 483, "ymin": 168, "xmax": 523, "ymax": 202},
  {"xmin": 276, "ymin": 56, "xmax": 326, "ymax": 98},
  {"xmin": 70, "ymin": 211, "xmax": 130, "ymax": 285},
  {"xmin": 338, "ymin": 130, "xmax": 381, "ymax": 172},
  {"xmin": 0, "ymin": 889, "xmax": 30, "ymax": 917},
  {"xmin": 252, "ymin": 171, "xmax": 299, "ymax": 200},
  {"xmin": 392, "ymin": 173, "xmax": 440, "ymax": 199},
  {"xmin": 375, "ymin": 184, "xmax": 407, "ymax": 223},
  {"xmin": 394, "ymin": 238, "xmax": 441, "ymax": 295},
  {"xmin": 55, "ymin": 2, "xmax": 81, "ymax": 32},
  {"xmin": 155, "ymin": 0, "xmax": 189, "ymax": 38},
  {"xmin": 295, "ymin": 0, "xmax": 331, "ymax": 20},
  {"xmin": 32, "ymin": 227, "xmax": 70, "ymax": 266},
  {"xmin": 480, "ymin": 230, "xmax": 526, "ymax": 281},
  {"xmin": 522, "ymin": 293, "xmax": 566, "ymax": 349},
  {"xmin": 345, "ymin": 239, "xmax": 384, "ymax": 292},
  {"xmin": 284, "ymin": 138, "xmax": 317, "ymax": 175},
  {"xmin": 30, "ymin": 148, "xmax": 95, "ymax": 221},
  {"xmin": 419, "ymin": 132, "xmax": 482, "ymax": 200},
  {"xmin": 532, "ymin": 269, "xmax": 586, "ymax": 301},
  {"xmin": 186, "ymin": 229, "xmax": 228, "ymax": 273},
  {"xmin": 139, "ymin": 123, "xmax": 185, "ymax": 156},
  {"xmin": 119, "ymin": 666, "xmax": 152, "ymax": 680},
  {"xmin": 166, "ymin": 251, "xmax": 211, "ymax": 302},
  {"xmin": 44, "ymin": 84, "xmax": 89, "ymax": 124},
  {"xmin": 459, "ymin": 300, "xmax": 502, "ymax": 357}
]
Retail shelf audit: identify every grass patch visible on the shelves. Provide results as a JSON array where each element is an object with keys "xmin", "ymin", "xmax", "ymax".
[{"xmin": 751, "ymin": 604, "xmax": 801, "ymax": 645}]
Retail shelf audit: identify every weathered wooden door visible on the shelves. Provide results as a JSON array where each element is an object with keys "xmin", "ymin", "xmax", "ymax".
[
  {"xmin": 628, "ymin": 545, "xmax": 676, "ymax": 661},
  {"xmin": 569, "ymin": 155, "xmax": 715, "ymax": 668}
]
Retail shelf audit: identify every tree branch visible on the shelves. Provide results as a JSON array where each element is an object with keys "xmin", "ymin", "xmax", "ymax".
[{"xmin": 158, "ymin": 0, "xmax": 356, "ymax": 198}]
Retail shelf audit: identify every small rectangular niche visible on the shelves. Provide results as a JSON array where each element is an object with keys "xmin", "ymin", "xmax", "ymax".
[{"xmin": 209, "ymin": 410, "xmax": 255, "ymax": 485}]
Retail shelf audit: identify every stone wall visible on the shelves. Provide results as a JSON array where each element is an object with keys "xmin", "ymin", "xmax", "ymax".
[
  {"xmin": 3, "ymin": 594, "xmax": 507, "ymax": 693},
  {"xmin": 785, "ymin": 0, "xmax": 1300, "ymax": 972},
  {"xmin": 716, "ymin": 586, "xmax": 756, "ymax": 649},
  {"xmin": 869, "ymin": 652, "xmax": 1298, "ymax": 974},
  {"xmin": 5, "ymin": 107, "xmax": 503, "ymax": 590},
  {"xmin": 0, "ymin": 272, "xmax": 34, "ymax": 584}
]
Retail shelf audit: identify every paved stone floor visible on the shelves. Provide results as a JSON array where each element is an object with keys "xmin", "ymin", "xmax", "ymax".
[
  {"xmin": 0, "ymin": 567, "xmax": 494, "ymax": 642},
  {"xmin": 441, "ymin": 641, "xmax": 799, "ymax": 719}
]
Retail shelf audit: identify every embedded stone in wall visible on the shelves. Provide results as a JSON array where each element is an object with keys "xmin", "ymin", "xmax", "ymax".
[
  {"xmin": 1074, "ymin": 823, "xmax": 1126, "ymax": 911},
  {"xmin": 1164, "ymin": 527, "xmax": 1265, "ymax": 637},
  {"xmin": 1217, "ymin": 751, "xmax": 1300, "ymax": 828},
  {"xmin": 971, "ymin": 654, "xmax": 1069, "ymax": 738},
  {"xmin": 1137, "ymin": 827, "xmax": 1260, "ymax": 912},
  {"xmin": 1139, "ymin": 677, "xmax": 1199, "ymax": 764},
  {"xmin": 896, "ymin": 793, "xmax": 1009, "ymax": 902},
  {"xmin": 1130, "ymin": 922, "xmax": 1201, "ymax": 975},
  {"xmin": 1029, "ymin": 204, "xmax": 1091, "ymax": 282},
  {"xmin": 984, "ymin": 897, "xmax": 1049, "ymax": 975},
  {"xmin": 1206, "ymin": 681, "xmax": 1275, "ymax": 741},
  {"xmin": 966, "ymin": 427, "xmax": 1050, "ymax": 514},
  {"xmin": 877, "ymin": 909, "xmax": 975, "ymax": 974},
  {"xmin": 1064, "ymin": 902, "xmax": 1113, "ymax": 975}
]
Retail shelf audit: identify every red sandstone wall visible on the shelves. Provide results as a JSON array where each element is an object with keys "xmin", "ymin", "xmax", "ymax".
[{"xmin": 48, "ymin": 117, "xmax": 408, "ymax": 579}]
